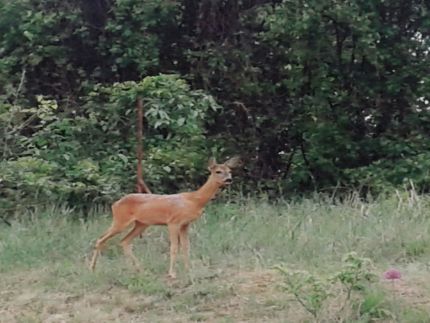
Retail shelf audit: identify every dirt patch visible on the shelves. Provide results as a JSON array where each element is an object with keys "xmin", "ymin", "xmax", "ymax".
[
  {"xmin": 381, "ymin": 276, "xmax": 430, "ymax": 309},
  {"xmin": 0, "ymin": 287, "xmax": 164, "ymax": 323}
]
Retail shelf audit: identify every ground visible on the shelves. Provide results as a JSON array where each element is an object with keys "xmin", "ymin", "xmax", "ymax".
[
  {"xmin": 1, "ymin": 196, "xmax": 430, "ymax": 322},
  {"xmin": 1, "ymin": 266, "xmax": 430, "ymax": 322}
]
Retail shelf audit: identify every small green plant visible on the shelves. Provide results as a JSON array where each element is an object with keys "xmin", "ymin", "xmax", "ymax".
[
  {"xmin": 276, "ymin": 253, "xmax": 378, "ymax": 320},
  {"xmin": 356, "ymin": 289, "xmax": 394, "ymax": 320},
  {"xmin": 331, "ymin": 252, "xmax": 378, "ymax": 319},
  {"xmin": 333, "ymin": 252, "xmax": 377, "ymax": 302},
  {"xmin": 275, "ymin": 266, "xmax": 331, "ymax": 319}
]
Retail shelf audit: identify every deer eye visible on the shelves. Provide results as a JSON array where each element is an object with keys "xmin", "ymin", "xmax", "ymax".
[{"xmin": 215, "ymin": 170, "xmax": 222, "ymax": 174}]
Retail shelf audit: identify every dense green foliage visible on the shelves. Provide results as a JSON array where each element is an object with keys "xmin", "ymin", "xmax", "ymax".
[{"xmin": 1, "ymin": 0, "xmax": 430, "ymax": 210}]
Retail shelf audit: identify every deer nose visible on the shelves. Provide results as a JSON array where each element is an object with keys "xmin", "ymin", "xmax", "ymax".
[{"xmin": 225, "ymin": 178, "xmax": 233, "ymax": 184}]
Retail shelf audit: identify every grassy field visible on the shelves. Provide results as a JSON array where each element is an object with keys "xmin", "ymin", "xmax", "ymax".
[{"xmin": 1, "ymin": 193, "xmax": 430, "ymax": 322}]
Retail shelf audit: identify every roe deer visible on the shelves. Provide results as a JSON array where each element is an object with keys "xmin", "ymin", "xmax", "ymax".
[{"xmin": 89, "ymin": 156, "xmax": 241, "ymax": 278}]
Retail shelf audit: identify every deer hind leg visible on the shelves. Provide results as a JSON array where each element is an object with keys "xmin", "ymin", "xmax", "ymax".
[
  {"xmin": 167, "ymin": 224, "xmax": 181, "ymax": 279},
  {"xmin": 179, "ymin": 224, "xmax": 190, "ymax": 272},
  {"xmin": 120, "ymin": 221, "xmax": 148, "ymax": 270},
  {"xmin": 89, "ymin": 219, "xmax": 133, "ymax": 271}
]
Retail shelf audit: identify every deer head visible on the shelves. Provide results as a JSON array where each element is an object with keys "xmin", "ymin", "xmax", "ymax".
[{"xmin": 208, "ymin": 156, "xmax": 242, "ymax": 186}]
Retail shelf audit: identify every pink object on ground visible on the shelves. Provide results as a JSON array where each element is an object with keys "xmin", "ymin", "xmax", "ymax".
[{"xmin": 383, "ymin": 268, "xmax": 401, "ymax": 280}]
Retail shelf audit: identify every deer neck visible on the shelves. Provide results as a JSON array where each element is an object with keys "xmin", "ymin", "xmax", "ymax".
[{"xmin": 194, "ymin": 175, "xmax": 222, "ymax": 207}]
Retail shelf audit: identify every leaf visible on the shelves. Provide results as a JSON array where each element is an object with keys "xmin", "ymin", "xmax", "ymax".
[
  {"xmin": 177, "ymin": 117, "xmax": 185, "ymax": 126},
  {"xmin": 23, "ymin": 30, "xmax": 34, "ymax": 41},
  {"xmin": 118, "ymin": 154, "xmax": 128, "ymax": 163}
]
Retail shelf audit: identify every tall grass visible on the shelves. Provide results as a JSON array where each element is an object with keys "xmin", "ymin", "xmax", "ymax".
[
  {"xmin": 2, "ymin": 194, "xmax": 430, "ymax": 274},
  {"xmin": 1, "ymin": 193, "xmax": 430, "ymax": 321}
]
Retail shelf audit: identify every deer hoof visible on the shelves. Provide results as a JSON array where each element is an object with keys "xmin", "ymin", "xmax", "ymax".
[{"xmin": 167, "ymin": 272, "xmax": 177, "ymax": 279}]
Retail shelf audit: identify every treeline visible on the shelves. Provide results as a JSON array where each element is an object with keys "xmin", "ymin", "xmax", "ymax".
[{"xmin": 1, "ymin": 0, "xmax": 430, "ymax": 212}]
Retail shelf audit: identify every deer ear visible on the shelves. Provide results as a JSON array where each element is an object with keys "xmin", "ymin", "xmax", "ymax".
[
  {"xmin": 224, "ymin": 156, "xmax": 242, "ymax": 169},
  {"xmin": 208, "ymin": 157, "xmax": 217, "ymax": 171}
]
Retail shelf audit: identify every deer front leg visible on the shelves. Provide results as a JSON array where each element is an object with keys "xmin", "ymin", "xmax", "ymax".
[
  {"xmin": 167, "ymin": 224, "xmax": 180, "ymax": 279},
  {"xmin": 90, "ymin": 221, "xmax": 130, "ymax": 271},
  {"xmin": 179, "ymin": 224, "xmax": 190, "ymax": 272}
]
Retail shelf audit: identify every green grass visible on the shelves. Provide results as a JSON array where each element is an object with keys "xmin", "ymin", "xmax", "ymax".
[{"xmin": 1, "ymin": 194, "xmax": 430, "ymax": 322}]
